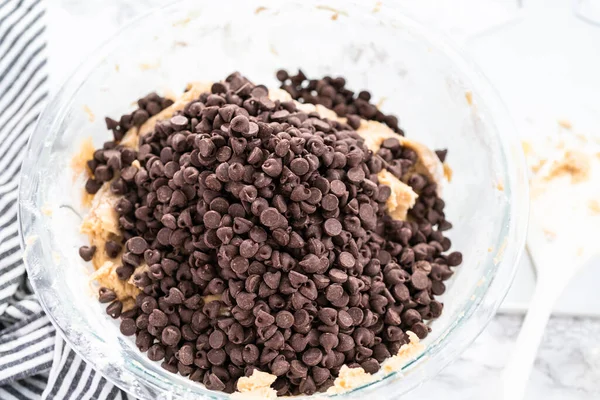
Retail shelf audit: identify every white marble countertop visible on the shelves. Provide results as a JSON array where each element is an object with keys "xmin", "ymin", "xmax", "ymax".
[{"xmin": 45, "ymin": 0, "xmax": 600, "ymax": 398}]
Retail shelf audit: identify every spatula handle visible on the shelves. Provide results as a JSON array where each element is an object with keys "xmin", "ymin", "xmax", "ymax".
[{"xmin": 500, "ymin": 278, "xmax": 562, "ymax": 400}]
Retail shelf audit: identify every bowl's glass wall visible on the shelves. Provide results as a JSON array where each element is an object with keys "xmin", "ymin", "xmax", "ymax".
[{"xmin": 19, "ymin": 1, "xmax": 528, "ymax": 399}]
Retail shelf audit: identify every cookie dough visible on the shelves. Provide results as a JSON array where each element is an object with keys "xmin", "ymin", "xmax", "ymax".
[
  {"xmin": 377, "ymin": 169, "xmax": 418, "ymax": 220},
  {"xmin": 121, "ymin": 81, "xmax": 213, "ymax": 149},
  {"xmin": 89, "ymin": 260, "xmax": 143, "ymax": 311},
  {"xmin": 80, "ymin": 84, "xmax": 441, "ymax": 308},
  {"xmin": 78, "ymin": 83, "xmax": 212, "ymax": 303},
  {"xmin": 77, "ymin": 83, "xmax": 437, "ymax": 395},
  {"xmin": 80, "ymin": 184, "xmax": 122, "ymax": 269},
  {"xmin": 231, "ymin": 370, "xmax": 278, "ymax": 400},
  {"xmin": 233, "ymin": 331, "xmax": 423, "ymax": 397},
  {"xmin": 270, "ymin": 88, "xmax": 449, "ymax": 219},
  {"xmin": 272, "ymin": 87, "xmax": 444, "ymax": 194},
  {"xmin": 326, "ymin": 331, "xmax": 423, "ymax": 394}
]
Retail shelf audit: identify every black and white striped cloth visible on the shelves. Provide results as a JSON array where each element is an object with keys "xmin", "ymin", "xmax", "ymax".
[{"xmin": 0, "ymin": 1, "xmax": 135, "ymax": 398}]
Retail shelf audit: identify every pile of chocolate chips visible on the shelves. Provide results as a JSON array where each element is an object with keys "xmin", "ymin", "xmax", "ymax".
[
  {"xmin": 81, "ymin": 72, "xmax": 462, "ymax": 396},
  {"xmin": 83, "ymin": 92, "xmax": 174, "ymax": 196},
  {"xmin": 277, "ymin": 69, "xmax": 404, "ymax": 135},
  {"xmin": 107, "ymin": 92, "xmax": 174, "ymax": 142}
]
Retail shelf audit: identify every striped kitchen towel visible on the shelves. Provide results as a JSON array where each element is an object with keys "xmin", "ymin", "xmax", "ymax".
[{"xmin": 0, "ymin": 1, "xmax": 134, "ymax": 398}]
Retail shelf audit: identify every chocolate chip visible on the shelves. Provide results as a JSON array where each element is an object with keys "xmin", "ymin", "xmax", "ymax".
[
  {"xmin": 323, "ymin": 219, "xmax": 342, "ymax": 236},
  {"xmin": 149, "ymin": 309, "xmax": 169, "ymax": 327},
  {"xmin": 209, "ymin": 330, "xmax": 227, "ymax": 349},
  {"xmin": 289, "ymin": 360, "xmax": 308, "ymax": 378},
  {"xmin": 147, "ymin": 344, "xmax": 166, "ymax": 361},
  {"xmin": 411, "ymin": 271, "xmax": 430, "ymax": 291},
  {"xmin": 105, "ymin": 240, "xmax": 121, "ymax": 258},
  {"xmin": 127, "ymin": 237, "xmax": 148, "ymax": 255},
  {"xmin": 299, "ymin": 254, "xmax": 321, "ymax": 274},
  {"xmin": 290, "ymin": 158, "xmax": 310, "ymax": 176},
  {"xmin": 120, "ymin": 318, "xmax": 137, "ymax": 336},
  {"xmin": 85, "ymin": 178, "xmax": 102, "ymax": 194},
  {"xmin": 231, "ymin": 115, "xmax": 250, "ymax": 134},
  {"xmin": 271, "ymin": 355, "xmax": 290, "ymax": 376},
  {"xmin": 447, "ymin": 251, "xmax": 463, "ymax": 267},
  {"xmin": 78, "ymin": 245, "xmax": 96, "ymax": 261},
  {"xmin": 302, "ymin": 348, "xmax": 323, "ymax": 367},
  {"xmin": 275, "ymin": 311, "xmax": 294, "ymax": 329},
  {"xmin": 430, "ymin": 301, "xmax": 444, "ymax": 318},
  {"xmin": 262, "ymin": 157, "xmax": 283, "ymax": 177},
  {"xmin": 162, "ymin": 326, "xmax": 181, "ymax": 346},
  {"xmin": 276, "ymin": 70, "xmax": 289, "ymax": 82},
  {"xmin": 338, "ymin": 252, "xmax": 355, "ymax": 269},
  {"xmin": 337, "ymin": 310, "xmax": 353, "ymax": 329},
  {"xmin": 318, "ymin": 308, "xmax": 337, "ymax": 326},
  {"xmin": 410, "ymin": 322, "xmax": 429, "ymax": 339},
  {"xmin": 435, "ymin": 149, "xmax": 448, "ymax": 163},
  {"xmin": 325, "ymin": 285, "xmax": 344, "ymax": 303},
  {"xmin": 260, "ymin": 208, "xmax": 281, "ymax": 228},
  {"xmin": 402, "ymin": 309, "xmax": 422, "ymax": 326},
  {"xmin": 116, "ymin": 264, "xmax": 135, "ymax": 281},
  {"xmin": 94, "ymin": 165, "xmax": 113, "ymax": 182},
  {"xmin": 347, "ymin": 167, "xmax": 365, "ymax": 183},
  {"xmin": 231, "ymin": 257, "xmax": 249, "ymax": 275},
  {"xmin": 136, "ymin": 331, "xmax": 153, "ymax": 352},
  {"xmin": 236, "ymin": 292, "xmax": 256, "ymax": 311},
  {"xmin": 242, "ymin": 344, "xmax": 259, "ymax": 364},
  {"xmin": 106, "ymin": 301, "xmax": 123, "ymax": 319},
  {"xmin": 263, "ymin": 271, "xmax": 281, "ymax": 290},
  {"xmin": 98, "ymin": 287, "xmax": 116, "ymax": 303}
]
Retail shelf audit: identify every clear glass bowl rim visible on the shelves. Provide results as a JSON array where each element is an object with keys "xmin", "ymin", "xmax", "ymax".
[{"xmin": 18, "ymin": 0, "xmax": 529, "ymax": 398}]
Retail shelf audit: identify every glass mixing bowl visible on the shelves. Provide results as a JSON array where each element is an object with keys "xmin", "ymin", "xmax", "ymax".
[{"xmin": 18, "ymin": 0, "xmax": 528, "ymax": 398}]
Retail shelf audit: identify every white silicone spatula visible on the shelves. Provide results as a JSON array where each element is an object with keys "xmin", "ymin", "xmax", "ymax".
[
  {"xmin": 500, "ymin": 134, "xmax": 600, "ymax": 400},
  {"xmin": 501, "ymin": 227, "xmax": 594, "ymax": 399}
]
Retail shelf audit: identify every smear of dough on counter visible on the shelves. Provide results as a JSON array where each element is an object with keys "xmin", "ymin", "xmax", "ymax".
[
  {"xmin": 543, "ymin": 149, "xmax": 590, "ymax": 184},
  {"xmin": 80, "ymin": 184, "xmax": 121, "ymax": 269},
  {"xmin": 524, "ymin": 131, "xmax": 600, "ymax": 261},
  {"xmin": 377, "ymin": 169, "xmax": 418, "ymax": 220},
  {"xmin": 589, "ymin": 199, "xmax": 600, "ymax": 215},
  {"xmin": 525, "ymin": 133, "xmax": 599, "ymax": 197},
  {"xmin": 232, "ymin": 370, "xmax": 277, "ymax": 400},
  {"xmin": 557, "ymin": 119, "xmax": 573, "ymax": 130}
]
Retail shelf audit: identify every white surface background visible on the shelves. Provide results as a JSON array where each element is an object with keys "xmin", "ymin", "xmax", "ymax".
[{"xmin": 45, "ymin": 0, "xmax": 600, "ymax": 398}]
